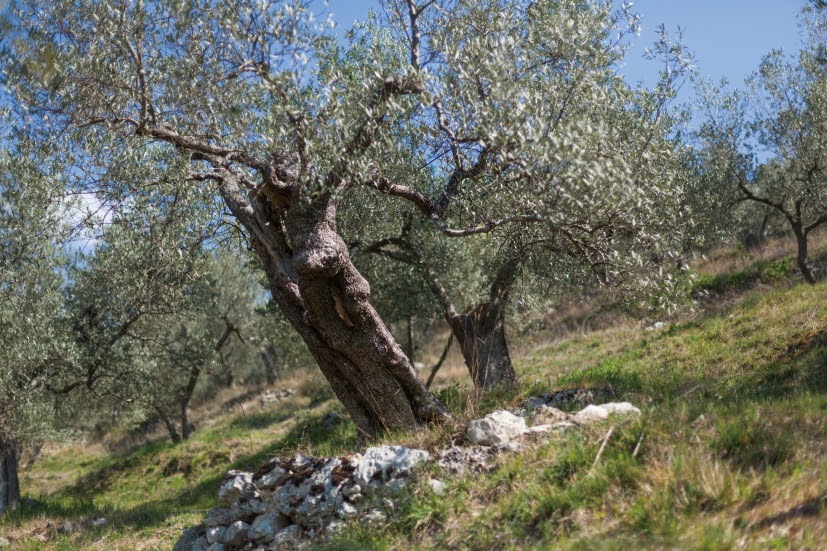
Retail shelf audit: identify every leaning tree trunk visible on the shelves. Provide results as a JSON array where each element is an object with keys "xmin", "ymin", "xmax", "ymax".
[
  {"xmin": 795, "ymin": 229, "xmax": 816, "ymax": 284},
  {"xmin": 219, "ymin": 178, "xmax": 449, "ymax": 439},
  {"xmin": 0, "ymin": 440, "xmax": 20, "ymax": 516},
  {"xmin": 448, "ymin": 295, "xmax": 518, "ymax": 391}
]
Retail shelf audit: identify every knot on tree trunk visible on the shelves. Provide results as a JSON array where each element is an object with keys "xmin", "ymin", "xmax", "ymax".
[{"xmin": 293, "ymin": 243, "xmax": 344, "ymax": 277}]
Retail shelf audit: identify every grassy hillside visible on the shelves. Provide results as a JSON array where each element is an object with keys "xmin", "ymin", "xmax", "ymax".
[{"xmin": 2, "ymin": 250, "xmax": 826, "ymax": 550}]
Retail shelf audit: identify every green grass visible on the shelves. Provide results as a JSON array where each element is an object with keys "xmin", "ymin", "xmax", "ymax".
[
  {"xmin": 692, "ymin": 257, "xmax": 793, "ymax": 295},
  {"xmin": 3, "ymin": 267, "xmax": 827, "ymax": 550},
  {"xmin": 320, "ymin": 278, "xmax": 827, "ymax": 550}
]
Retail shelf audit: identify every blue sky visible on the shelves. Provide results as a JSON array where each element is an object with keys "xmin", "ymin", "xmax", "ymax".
[{"xmin": 324, "ymin": 0, "xmax": 805, "ymax": 89}]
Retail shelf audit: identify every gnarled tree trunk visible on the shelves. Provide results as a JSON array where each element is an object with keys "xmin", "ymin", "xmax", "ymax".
[
  {"xmin": 427, "ymin": 263, "xmax": 518, "ymax": 392},
  {"xmin": 220, "ymin": 178, "xmax": 449, "ymax": 439},
  {"xmin": 448, "ymin": 294, "xmax": 517, "ymax": 391},
  {"xmin": 0, "ymin": 440, "xmax": 20, "ymax": 516}
]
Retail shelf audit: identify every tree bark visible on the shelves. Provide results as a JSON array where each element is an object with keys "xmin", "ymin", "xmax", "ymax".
[
  {"xmin": 426, "ymin": 263, "xmax": 518, "ymax": 392},
  {"xmin": 179, "ymin": 365, "xmax": 201, "ymax": 441},
  {"xmin": 219, "ymin": 178, "xmax": 449, "ymax": 439},
  {"xmin": 795, "ymin": 229, "xmax": 817, "ymax": 284},
  {"xmin": 426, "ymin": 332, "xmax": 453, "ymax": 389},
  {"xmin": 261, "ymin": 345, "xmax": 280, "ymax": 385},
  {"xmin": 448, "ymin": 295, "xmax": 518, "ymax": 391},
  {"xmin": 155, "ymin": 406, "xmax": 182, "ymax": 444},
  {"xmin": 0, "ymin": 440, "xmax": 20, "ymax": 516}
]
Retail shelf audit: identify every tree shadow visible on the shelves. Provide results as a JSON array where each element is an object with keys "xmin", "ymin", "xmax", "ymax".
[
  {"xmin": 6, "ymin": 408, "xmax": 359, "ymax": 537},
  {"xmin": 749, "ymin": 493, "xmax": 827, "ymax": 531}
]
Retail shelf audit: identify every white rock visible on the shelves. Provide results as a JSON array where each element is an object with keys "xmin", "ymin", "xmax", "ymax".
[
  {"xmin": 337, "ymin": 501, "xmax": 358, "ymax": 519},
  {"xmin": 256, "ymin": 464, "xmax": 288, "ymax": 489},
  {"xmin": 526, "ymin": 424, "xmax": 552, "ymax": 434},
  {"xmin": 218, "ymin": 471, "xmax": 258, "ymax": 505},
  {"xmin": 600, "ymin": 402, "xmax": 642, "ymax": 416},
  {"xmin": 353, "ymin": 446, "xmax": 430, "ymax": 487},
  {"xmin": 273, "ymin": 458, "xmax": 344, "ymax": 524},
  {"xmin": 271, "ymin": 524, "xmax": 302, "ymax": 547},
  {"xmin": 91, "ymin": 517, "xmax": 108, "ymax": 527},
  {"xmin": 204, "ymin": 507, "xmax": 238, "ymax": 527},
  {"xmin": 341, "ymin": 483, "xmax": 362, "ymax": 499},
  {"xmin": 427, "ymin": 479, "xmax": 447, "ymax": 495},
  {"xmin": 239, "ymin": 499, "xmax": 267, "ymax": 516},
  {"xmin": 466, "ymin": 410, "xmax": 527, "ymax": 445},
  {"xmin": 222, "ymin": 521, "xmax": 250, "ymax": 547},
  {"xmin": 573, "ymin": 402, "xmax": 641, "ymax": 423},
  {"xmin": 0, "ymin": 537, "xmax": 9, "ymax": 548},
  {"xmin": 206, "ymin": 526, "xmax": 225, "ymax": 545},
  {"xmin": 249, "ymin": 512, "xmax": 290, "ymax": 543},
  {"xmin": 572, "ymin": 404, "xmax": 610, "ymax": 423}
]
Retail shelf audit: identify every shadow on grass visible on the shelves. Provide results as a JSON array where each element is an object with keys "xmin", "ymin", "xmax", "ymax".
[
  {"xmin": 6, "ymin": 407, "xmax": 359, "ymax": 536},
  {"xmin": 558, "ymin": 327, "xmax": 827, "ymax": 407}
]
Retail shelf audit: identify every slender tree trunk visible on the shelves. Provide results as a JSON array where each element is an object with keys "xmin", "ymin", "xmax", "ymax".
[
  {"xmin": 261, "ymin": 345, "xmax": 279, "ymax": 385},
  {"xmin": 219, "ymin": 180, "xmax": 449, "ymax": 439},
  {"xmin": 180, "ymin": 401, "xmax": 194, "ymax": 441},
  {"xmin": 155, "ymin": 406, "xmax": 182, "ymax": 444},
  {"xmin": 426, "ymin": 332, "xmax": 453, "ymax": 389},
  {"xmin": 796, "ymin": 235, "xmax": 816, "ymax": 283},
  {"xmin": 179, "ymin": 365, "xmax": 201, "ymax": 441},
  {"xmin": 0, "ymin": 440, "xmax": 20, "ymax": 516},
  {"xmin": 795, "ymin": 229, "xmax": 816, "ymax": 284}
]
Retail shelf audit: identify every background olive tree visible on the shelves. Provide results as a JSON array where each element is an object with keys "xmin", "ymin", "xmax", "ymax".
[
  {"xmin": 697, "ymin": 10, "xmax": 827, "ymax": 283},
  {"xmin": 341, "ymin": 13, "xmax": 695, "ymax": 392},
  {"xmin": 0, "ymin": 145, "xmax": 74, "ymax": 515},
  {"xmin": 61, "ymin": 181, "xmax": 270, "ymax": 443}
]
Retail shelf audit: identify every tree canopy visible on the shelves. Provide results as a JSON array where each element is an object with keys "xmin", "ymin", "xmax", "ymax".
[{"xmin": 2, "ymin": 0, "xmax": 693, "ymax": 437}]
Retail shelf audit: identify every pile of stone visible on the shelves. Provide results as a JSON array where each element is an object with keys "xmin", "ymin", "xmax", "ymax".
[
  {"xmin": 175, "ymin": 446, "xmax": 429, "ymax": 551},
  {"xmin": 176, "ymin": 390, "xmax": 642, "ymax": 550},
  {"xmin": 259, "ymin": 388, "xmax": 297, "ymax": 406}
]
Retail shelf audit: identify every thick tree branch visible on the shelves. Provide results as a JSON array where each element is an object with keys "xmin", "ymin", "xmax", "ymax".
[
  {"xmin": 735, "ymin": 172, "xmax": 794, "ymax": 221},
  {"xmin": 805, "ymin": 211, "xmax": 827, "ymax": 234}
]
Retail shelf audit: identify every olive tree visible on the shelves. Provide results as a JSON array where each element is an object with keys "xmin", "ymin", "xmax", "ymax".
[
  {"xmin": 344, "ymin": 16, "xmax": 693, "ymax": 392},
  {"xmin": 3, "ymin": 0, "xmax": 689, "ymax": 437},
  {"xmin": 0, "ymin": 147, "xmax": 72, "ymax": 514},
  {"xmin": 62, "ymin": 181, "xmax": 267, "ymax": 443},
  {"xmin": 698, "ymin": 28, "xmax": 827, "ymax": 283},
  {"xmin": 113, "ymin": 253, "xmax": 263, "ymax": 443}
]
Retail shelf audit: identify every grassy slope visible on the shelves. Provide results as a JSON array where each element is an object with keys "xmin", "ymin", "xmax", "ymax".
[{"xmin": 2, "ymin": 255, "xmax": 826, "ymax": 550}]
